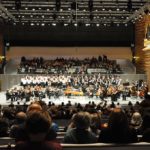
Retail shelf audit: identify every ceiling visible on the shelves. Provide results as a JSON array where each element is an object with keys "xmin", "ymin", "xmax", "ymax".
[
  {"xmin": 0, "ymin": 0, "xmax": 149, "ymax": 47},
  {"xmin": 0, "ymin": 0, "xmax": 149, "ymax": 27}
]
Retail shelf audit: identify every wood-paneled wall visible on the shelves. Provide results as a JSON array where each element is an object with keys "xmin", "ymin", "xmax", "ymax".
[{"xmin": 135, "ymin": 15, "xmax": 150, "ymax": 92}]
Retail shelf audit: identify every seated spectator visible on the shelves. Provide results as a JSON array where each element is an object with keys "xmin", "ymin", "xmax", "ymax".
[
  {"xmin": 10, "ymin": 112, "xmax": 27, "ymax": 140},
  {"xmin": 98, "ymin": 109, "xmax": 138, "ymax": 143},
  {"xmin": 0, "ymin": 118, "xmax": 9, "ymax": 137},
  {"xmin": 130, "ymin": 112, "xmax": 143, "ymax": 135},
  {"xmin": 90, "ymin": 113, "xmax": 101, "ymax": 136},
  {"xmin": 63, "ymin": 111, "xmax": 97, "ymax": 144},
  {"xmin": 15, "ymin": 111, "xmax": 62, "ymax": 150},
  {"xmin": 141, "ymin": 114, "xmax": 150, "ymax": 142},
  {"xmin": 26, "ymin": 102, "xmax": 42, "ymax": 114}
]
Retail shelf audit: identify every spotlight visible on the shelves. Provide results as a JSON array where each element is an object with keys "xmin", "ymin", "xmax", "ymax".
[
  {"xmin": 15, "ymin": 0, "xmax": 21, "ymax": 10},
  {"xmin": 56, "ymin": 0, "xmax": 61, "ymax": 11},
  {"xmin": 72, "ymin": 14, "xmax": 76, "ymax": 20},
  {"xmin": 89, "ymin": 13, "xmax": 93, "ymax": 21},
  {"xmin": 127, "ymin": 0, "xmax": 132, "ymax": 12},
  {"xmin": 52, "ymin": 23, "xmax": 56, "ymax": 26},
  {"xmin": 88, "ymin": 0, "xmax": 93, "ymax": 12},
  {"xmin": 53, "ymin": 13, "xmax": 57, "ymax": 20},
  {"xmin": 71, "ymin": 1, "xmax": 77, "ymax": 10},
  {"xmin": 110, "ymin": 21, "xmax": 114, "ymax": 27}
]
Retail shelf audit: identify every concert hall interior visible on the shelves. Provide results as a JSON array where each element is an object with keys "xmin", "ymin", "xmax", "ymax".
[{"xmin": 0, "ymin": 0, "xmax": 150, "ymax": 149}]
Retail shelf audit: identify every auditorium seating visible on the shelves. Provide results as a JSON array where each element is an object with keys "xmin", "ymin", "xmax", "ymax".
[
  {"xmin": 0, "ymin": 143, "xmax": 150, "ymax": 150},
  {"xmin": 0, "ymin": 137, "xmax": 15, "ymax": 145},
  {"xmin": 61, "ymin": 143, "xmax": 150, "ymax": 150}
]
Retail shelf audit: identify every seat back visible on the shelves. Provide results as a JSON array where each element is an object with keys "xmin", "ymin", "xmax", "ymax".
[{"xmin": 61, "ymin": 143, "xmax": 150, "ymax": 150}]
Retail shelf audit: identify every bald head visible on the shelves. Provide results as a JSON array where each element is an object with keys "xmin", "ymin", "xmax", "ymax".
[
  {"xmin": 16, "ymin": 111, "xmax": 27, "ymax": 123},
  {"xmin": 27, "ymin": 103, "xmax": 42, "ymax": 113}
]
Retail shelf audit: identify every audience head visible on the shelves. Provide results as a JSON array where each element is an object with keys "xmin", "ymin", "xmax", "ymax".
[
  {"xmin": 142, "ymin": 114, "xmax": 150, "ymax": 130},
  {"xmin": 27, "ymin": 102, "xmax": 42, "ymax": 114},
  {"xmin": 73, "ymin": 111, "xmax": 91, "ymax": 130},
  {"xmin": 108, "ymin": 109, "xmax": 129, "ymax": 132},
  {"xmin": 16, "ymin": 111, "xmax": 27, "ymax": 124},
  {"xmin": 130, "ymin": 112, "xmax": 142, "ymax": 128},
  {"xmin": 25, "ymin": 111, "xmax": 51, "ymax": 142},
  {"xmin": 90, "ymin": 113, "xmax": 101, "ymax": 133}
]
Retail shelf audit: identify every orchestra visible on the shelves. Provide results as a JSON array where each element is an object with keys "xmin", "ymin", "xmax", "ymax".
[{"xmin": 6, "ymin": 74, "xmax": 148, "ymax": 102}]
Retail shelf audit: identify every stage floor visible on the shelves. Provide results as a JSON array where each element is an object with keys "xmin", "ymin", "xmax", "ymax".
[{"xmin": 0, "ymin": 91, "xmax": 143, "ymax": 106}]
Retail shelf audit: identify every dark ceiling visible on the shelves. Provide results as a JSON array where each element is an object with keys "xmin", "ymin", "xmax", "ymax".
[{"xmin": 0, "ymin": 0, "xmax": 149, "ymax": 46}]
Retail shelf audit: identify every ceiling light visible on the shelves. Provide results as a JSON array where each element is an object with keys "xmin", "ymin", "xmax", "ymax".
[
  {"xmin": 15, "ymin": 0, "xmax": 21, "ymax": 10},
  {"xmin": 85, "ymin": 23, "xmax": 90, "ymax": 27},
  {"xmin": 52, "ymin": 23, "xmax": 56, "ymax": 26},
  {"xmin": 41, "ymin": 23, "xmax": 45, "ymax": 26},
  {"xmin": 56, "ymin": 0, "xmax": 61, "ymax": 11},
  {"xmin": 71, "ymin": 1, "xmax": 77, "ymax": 10},
  {"xmin": 31, "ymin": 23, "xmax": 34, "ymax": 26},
  {"xmin": 88, "ymin": 0, "xmax": 93, "ymax": 12},
  {"xmin": 64, "ymin": 23, "xmax": 68, "ymax": 26},
  {"xmin": 74, "ymin": 23, "xmax": 77, "ymax": 26},
  {"xmin": 127, "ymin": 0, "xmax": 132, "ymax": 12}
]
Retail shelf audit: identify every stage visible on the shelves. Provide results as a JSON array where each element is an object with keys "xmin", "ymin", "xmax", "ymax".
[{"xmin": 0, "ymin": 91, "xmax": 143, "ymax": 106}]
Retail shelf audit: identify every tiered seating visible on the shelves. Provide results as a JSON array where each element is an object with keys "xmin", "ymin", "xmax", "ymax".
[{"xmin": 17, "ymin": 56, "xmax": 123, "ymax": 74}]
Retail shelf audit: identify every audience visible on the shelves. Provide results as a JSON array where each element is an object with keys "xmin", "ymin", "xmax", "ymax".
[
  {"xmin": 0, "ymin": 93, "xmax": 149, "ymax": 145},
  {"xmin": 98, "ymin": 109, "xmax": 138, "ymax": 143},
  {"xmin": 90, "ymin": 113, "xmax": 101, "ymax": 136},
  {"xmin": 10, "ymin": 112, "xmax": 27, "ymax": 140},
  {"xmin": 130, "ymin": 112, "xmax": 143, "ymax": 135},
  {"xmin": 141, "ymin": 114, "xmax": 150, "ymax": 142},
  {"xmin": 18, "ymin": 56, "xmax": 122, "ymax": 74},
  {"xmin": 15, "ymin": 111, "xmax": 62, "ymax": 150},
  {"xmin": 0, "ymin": 118, "xmax": 9, "ymax": 137},
  {"xmin": 63, "ymin": 111, "xmax": 97, "ymax": 143}
]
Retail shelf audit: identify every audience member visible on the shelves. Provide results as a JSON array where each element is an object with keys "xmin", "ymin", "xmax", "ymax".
[
  {"xmin": 0, "ymin": 118, "xmax": 9, "ymax": 137},
  {"xmin": 141, "ymin": 114, "xmax": 150, "ymax": 142},
  {"xmin": 63, "ymin": 111, "xmax": 97, "ymax": 143},
  {"xmin": 15, "ymin": 111, "xmax": 62, "ymax": 150},
  {"xmin": 98, "ymin": 109, "xmax": 138, "ymax": 143},
  {"xmin": 10, "ymin": 112, "xmax": 27, "ymax": 140}
]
